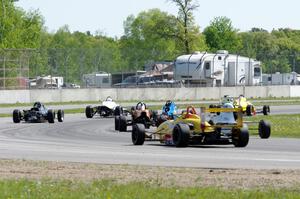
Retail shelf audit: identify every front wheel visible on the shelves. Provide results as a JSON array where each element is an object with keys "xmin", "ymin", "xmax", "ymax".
[
  {"xmin": 132, "ymin": 123, "xmax": 145, "ymax": 145},
  {"xmin": 57, "ymin": 109, "xmax": 64, "ymax": 122},
  {"xmin": 258, "ymin": 120, "xmax": 271, "ymax": 139}
]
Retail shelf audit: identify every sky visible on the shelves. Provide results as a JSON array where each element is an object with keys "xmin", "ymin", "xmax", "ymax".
[{"xmin": 15, "ymin": 0, "xmax": 300, "ymax": 38}]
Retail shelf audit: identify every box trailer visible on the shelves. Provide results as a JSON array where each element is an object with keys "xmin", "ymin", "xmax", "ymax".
[{"xmin": 174, "ymin": 50, "xmax": 262, "ymax": 86}]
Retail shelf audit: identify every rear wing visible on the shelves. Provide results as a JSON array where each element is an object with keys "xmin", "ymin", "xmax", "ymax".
[{"xmin": 200, "ymin": 107, "xmax": 244, "ymax": 131}]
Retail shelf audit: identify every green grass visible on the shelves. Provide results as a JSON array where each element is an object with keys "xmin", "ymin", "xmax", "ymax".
[
  {"xmin": 0, "ymin": 113, "xmax": 11, "ymax": 118},
  {"xmin": 0, "ymin": 179, "xmax": 299, "ymax": 199},
  {"xmin": 246, "ymin": 114, "xmax": 300, "ymax": 138}
]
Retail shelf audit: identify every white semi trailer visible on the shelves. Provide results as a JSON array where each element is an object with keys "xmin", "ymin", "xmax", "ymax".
[{"xmin": 174, "ymin": 50, "xmax": 262, "ymax": 86}]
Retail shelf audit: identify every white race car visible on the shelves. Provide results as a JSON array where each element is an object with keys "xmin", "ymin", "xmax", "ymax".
[{"xmin": 85, "ymin": 97, "xmax": 122, "ymax": 118}]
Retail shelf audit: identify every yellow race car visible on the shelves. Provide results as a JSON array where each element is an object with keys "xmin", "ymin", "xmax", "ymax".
[
  {"xmin": 131, "ymin": 105, "xmax": 258, "ymax": 148},
  {"xmin": 212, "ymin": 95, "xmax": 270, "ymax": 116},
  {"xmin": 233, "ymin": 95, "xmax": 270, "ymax": 116}
]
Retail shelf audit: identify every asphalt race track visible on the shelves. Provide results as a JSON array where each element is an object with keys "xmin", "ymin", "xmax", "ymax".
[{"xmin": 0, "ymin": 114, "xmax": 299, "ymax": 169}]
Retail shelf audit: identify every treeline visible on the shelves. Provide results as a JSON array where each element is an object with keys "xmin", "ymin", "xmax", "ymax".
[{"xmin": 1, "ymin": 0, "xmax": 300, "ymax": 84}]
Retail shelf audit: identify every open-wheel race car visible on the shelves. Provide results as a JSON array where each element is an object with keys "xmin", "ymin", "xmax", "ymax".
[
  {"xmin": 12, "ymin": 102, "xmax": 64, "ymax": 123},
  {"xmin": 210, "ymin": 95, "xmax": 270, "ymax": 116},
  {"xmin": 85, "ymin": 96, "xmax": 122, "ymax": 118},
  {"xmin": 131, "ymin": 103, "xmax": 271, "ymax": 147},
  {"xmin": 234, "ymin": 95, "xmax": 270, "ymax": 116},
  {"xmin": 115, "ymin": 102, "xmax": 158, "ymax": 132}
]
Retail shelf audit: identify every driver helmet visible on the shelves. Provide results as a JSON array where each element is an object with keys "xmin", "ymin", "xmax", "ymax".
[
  {"xmin": 106, "ymin": 96, "xmax": 113, "ymax": 101},
  {"xmin": 162, "ymin": 100, "xmax": 177, "ymax": 116},
  {"xmin": 33, "ymin": 102, "xmax": 42, "ymax": 108},
  {"xmin": 136, "ymin": 102, "xmax": 146, "ymax": 110},
  {"xmin": 222, "ymin": 95, "xmax": 234, "ymax": 105}
]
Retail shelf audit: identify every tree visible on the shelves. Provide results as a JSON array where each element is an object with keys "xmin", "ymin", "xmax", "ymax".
[
  {"xmin": 0, "ymin": 0, "xmax": 43, "ymax": 48},
  {"xmin": 120, "ymin": 9, "xmax": 180, "ymax": 71},
  {"xmin": 169, "ymin": 0, "xmax": 204, "ymax": 54},
  {"xmin": 203, "ymin": 16, "xmax": 241, "ymax": 53}
]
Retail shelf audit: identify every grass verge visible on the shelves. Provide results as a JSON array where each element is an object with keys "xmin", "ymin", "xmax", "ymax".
[
  {"xmin": 246, "ymin": 114, "xmax": 300, "ymax": 138},
  {"xmin": 0, "ymin": 179, "xmax": 299, "ymax": 199}
]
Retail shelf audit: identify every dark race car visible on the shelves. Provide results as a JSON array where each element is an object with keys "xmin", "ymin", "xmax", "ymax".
[{"xmin": 13, "ymin": 102, "xmax": 64, "ymax": 123}]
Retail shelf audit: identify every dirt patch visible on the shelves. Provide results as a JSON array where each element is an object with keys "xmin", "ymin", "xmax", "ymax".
[{"xmin": 0, "ymin": 159, "xmax": 299, "ymax": 189}]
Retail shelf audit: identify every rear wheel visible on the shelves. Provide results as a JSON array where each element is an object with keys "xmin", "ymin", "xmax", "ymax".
[
  {"xmin": 47, "ymin": 109, "xmax": 55, "ymax": 123},
  {"xmin": 232, "ymin": 127, "xmax": 249, "ymax": 147},
  {"xmin": 119, "ymin": 116, "xmax": 127, "ymax": 132},
  {"xmin": 115, "ymin": 116, "xmax": 120, "ymax": 131},
  {"xmin": 263, "ymin": 105, "xmax": 270, "ymax": 115},
  {"xmin": 85, "ymin": 106, "xmax": 93, "ymax": 118},
  {"xmin": 57, "ymin": 109, "xmax": 64, "ymax": 122},
  {"xmin": 132, "ymin": 123, "xmax": 145, "ymax": 145},
  {"xmin": 259, "ymin": 120, "xmax": 271, "ymax": 139},
  {"xmin": 13, "ymin": 109, "xmax": 21, "ymax": 123},
  {"xmin": 246, "ymin": 105, "xmax": 253, "ymax": 116},
  {"xmin": 172, "ymin": 123, "xmax": 190, "ymax": 147}
]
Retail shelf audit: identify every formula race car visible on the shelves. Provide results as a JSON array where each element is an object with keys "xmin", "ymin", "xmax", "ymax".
[
  {"xmin": 115, "ymin": 102, "xmax": 158, "ymax": 132},
  {"xmin": 131, "ymin": 104, "xmax": 271, "ymax": 147},
  {"xmin": 210, "ymin": 95, "xmax": 270, "ymax": 116},
  {"xmin": 234, "ymin": 95, "xmax": 270, "ymax": 116},
  {"xmin": 13, "ymin": 102, "xmax": 64, "ymax": 123},
  {"xmin": 85, "ymin": 96, "xmax": 122, "ymax": 118}
]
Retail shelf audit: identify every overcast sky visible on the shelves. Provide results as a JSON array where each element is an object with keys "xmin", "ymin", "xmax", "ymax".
[{"xmin": 16, "ymin": 0, "xmax": 300, "ymax": 38}]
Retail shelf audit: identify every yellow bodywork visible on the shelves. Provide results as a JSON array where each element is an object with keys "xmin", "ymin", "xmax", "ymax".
[{"xmin": 234, "ymin": 96, "xmax": 255, "ymax": 112}]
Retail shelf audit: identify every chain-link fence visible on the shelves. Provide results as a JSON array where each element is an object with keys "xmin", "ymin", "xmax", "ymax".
[
  {"xmin": 0, "ymin": 48, "xmax": 299, "ymax": 89},
  {"xmin": 0, "ymin": 49, "xmax": 32, "ymax": 89}
]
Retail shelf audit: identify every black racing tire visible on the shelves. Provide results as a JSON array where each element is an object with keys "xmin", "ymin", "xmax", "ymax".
[
  {"xmin": 216, "ymin": 105, "xmax": 221, "ymax": 115},
  {"xmin": 172, "ymin": 123, "xmax": 190, "ymax": 147},
  {"xmin": 263, "ymin": 105, "xmax": 270, "ymax": 115},
  {"xmin": 156, "ymin": 115, "xmax": 168, "ymax": 127},
  {"xmin": 47, "ymin": 109, "xmax": 55, "ymax": 123},
  {"xmin": 258, "ymin": 120, "xmax": 271, "ymax": 139},
  {"xmin": 119, "ymin": 115, "xmax": 127, "ymax": 132},
  {"xmin": 209, "ymin": 104, "xmax": 216, "ymax": 108},
  {"xmin": 13, "ymin": 109, "xmax": 21, "ymax": 123},
  {"xmin": 132, "ymin": 123, "xmax": 145, "ymax": 145},
  {"xmin": 151, "ymin": 110, "xmax": 159, "ymax": 126},
  {"xmin": 114, "ymin": 106, "xmax": 123, "ymax": 116},
  {"xmin": 246, "ymin": 105, "xmax": 253, "ymax": 116},
  {"xmin": 57, "ymin": 109, "xmax": 64, "ymax": 122},
  {"xmin": 85, "ymin": 106, "xmax": 93, "ymax": 118},
  {"xmin": 115, "ymin": 116, "xmax": 120, "ymax": 131},
  {"xmin": 233, "ymin": 127, "xmax": 249, "ymax": 147}
]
